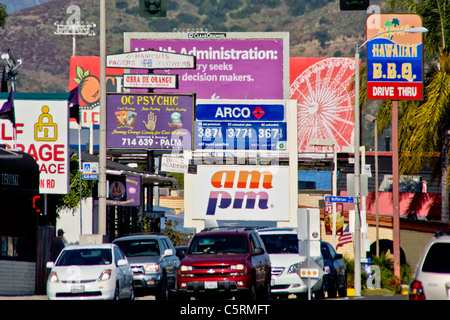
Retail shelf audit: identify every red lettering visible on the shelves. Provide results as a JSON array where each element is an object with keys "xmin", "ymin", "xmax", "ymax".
[
  {"xmin": 1, "ymin": 123, "xmax": 13, "ymax": 140},
  {"xmin": 28, "ymin": 144, "xmax": 38, "ymax": 161},
  {"xmin": 39, "ymin": 144, "xmax": 52, "ymax": 161},
  {"xmin": 54, "ymin": 144, "xmax": 64, "ymax": 161}
]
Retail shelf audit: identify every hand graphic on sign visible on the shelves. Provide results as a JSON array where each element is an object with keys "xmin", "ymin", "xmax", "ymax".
[{"xmin": 143, "ymin": 111, "xmax": 157, "ymax": 131}]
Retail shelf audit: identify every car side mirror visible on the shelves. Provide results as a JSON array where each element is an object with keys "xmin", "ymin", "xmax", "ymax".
[
  {"xmin": 117, "ymin": 259, "xmax": 128, "ymax": 266},
  {"xmin": 335, "ymin": 253, "xmax": 343, "ymax": 260},
  {"xmin": 252, "ymin": 248, "xmax": 265, "ymax": 256},
  {"xmin": 46, "ymin": 261, "xmax": 54, "ymax": 268},
  {"xmin": 163, "ymin": 249, "xmax": 173, "ymax": 257}
]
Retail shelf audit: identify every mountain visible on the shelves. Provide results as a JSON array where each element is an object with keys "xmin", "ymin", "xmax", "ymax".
[
  {"xmin": 0, "ymin": 0, "xmax": 380, "ymax": 93},
  {"xmin": 1, "ymin": 0, "xmax": 52, "ymax": 14}
]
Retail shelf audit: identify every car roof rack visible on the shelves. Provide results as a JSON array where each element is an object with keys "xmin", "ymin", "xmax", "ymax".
[{"xmin": 200, "ymin": 226, "xmax": 259, "ymax": 232}]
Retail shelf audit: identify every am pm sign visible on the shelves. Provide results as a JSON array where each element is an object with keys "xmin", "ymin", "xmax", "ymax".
[{"xmin": 366, "ymin": 14, "xmax": 424, "ymax": 100}]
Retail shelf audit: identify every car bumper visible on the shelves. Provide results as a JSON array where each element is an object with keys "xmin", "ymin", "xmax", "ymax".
[
  {"xmin": 132, "ymin": 273, "xmax": 163, "ymax": 290},
  {"xmin": 47, "ymin": 280, "xmax": 116, "ymax": 300},
  {"xmin": 177, "ymin": 276, "xmax": 251, "ymax": 297},
  {"xmin": 271, "ymin": 273, "xmax": 323, "ymax": 295}
]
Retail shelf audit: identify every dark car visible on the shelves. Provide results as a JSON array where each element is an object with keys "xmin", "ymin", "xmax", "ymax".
[
  {"xmin": 177, "ymin": 227, "xmax": 272, "ymax": 299},
  {"xmin": 320, "ymin": 241, "xmax": 347, "ymax": 298},
  {"xmin": 113, "ymin": 234, "xmax": 180, "ymax": 299},
  {"xmin": 175, "ymin": 246, "xmax": 188, "ymax": 261}
]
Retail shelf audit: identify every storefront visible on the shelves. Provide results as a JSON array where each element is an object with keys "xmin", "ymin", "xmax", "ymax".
[{"xmin": 0, "ymin": 149, "xmax": 40, "ymax": 295}]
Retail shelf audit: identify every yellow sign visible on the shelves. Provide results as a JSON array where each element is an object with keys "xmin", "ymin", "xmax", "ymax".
[{"xmin": 34, "ymin": 106, "xmax": 58, "ymax": 141}]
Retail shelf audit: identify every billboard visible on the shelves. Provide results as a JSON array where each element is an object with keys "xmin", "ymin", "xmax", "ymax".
[
  {"xmin": 69, "ymin": 56, "xmax": 124, "ymax": 125},
  {"xmin": 366, "ymin": 14, "xmax": 424, "ymax": 100},
  {"xmin": 124, "ymin": 32, "xmax": 290, "ymax": 100},
  {"xmin": 195, "ymin": 100, "xmax": 287, "ymax": 151},
  {"xmin": 192, "ymin": 165, "xmax": 289, "ymax": 221},
  {"xmin": 290, "ymin": 58, "xmax": 355, "ymax": 153},
  {"xmin": 106, "ymin": 92, "xmax": 195, "ymax": 150},
  {"xmin": 0, "ymin": 93, "xmax": 69, "ymax": 194}
]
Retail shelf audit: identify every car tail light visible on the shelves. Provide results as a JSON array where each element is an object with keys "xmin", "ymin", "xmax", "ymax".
[{"xmin": 409, "ymin": 280, "xmax": 426, "ymax": 300}]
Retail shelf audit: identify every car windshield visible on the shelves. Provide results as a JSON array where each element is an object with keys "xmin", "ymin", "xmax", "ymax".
[
  {"xmin": 115, "ymin": 239, "xmax": 160, "ymax": 257},
  {"xmin": 188, "ymin": 234, "xmax": 248, "ymax": 255},
  {"xmin": 56, "ymin": 249, "xmax": 112, "ymax": 266},
  {"xmin": 260, "ymin": 234, "xmax": 298, "ymax": 254},
  {"xmin": 422, "ymin": 242, "xmax": 450, "ymax": 273}
]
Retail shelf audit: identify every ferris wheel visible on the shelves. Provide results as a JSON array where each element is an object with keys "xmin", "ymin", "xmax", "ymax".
[{"xmin": 290, "ymin": 58, "xmax": 355, "ymax": 153}]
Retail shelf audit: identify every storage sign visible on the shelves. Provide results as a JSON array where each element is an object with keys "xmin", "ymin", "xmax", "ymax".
[
  {"xmin": 366, "ymin": 14, "xmax": 424, "ymax": 100},
  {"xmin": 0, "ymin": 94, "xmax": 69, "ymax": 194}
]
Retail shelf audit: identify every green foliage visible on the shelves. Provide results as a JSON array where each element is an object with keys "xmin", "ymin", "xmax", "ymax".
[
  {"xmin": 344, "ymin": 253, "xmax": 411, "ymax": 294},
  {"xmin": 164, "ymin": 219, "xmax": 185, "ymax": 246},
  {"xmin": 56, "ymin": 158, "xmax": 97, "ymax": 213},
  {"xmin": 0, "ymin": 3, "xmax": 6, "ymax": 28}
]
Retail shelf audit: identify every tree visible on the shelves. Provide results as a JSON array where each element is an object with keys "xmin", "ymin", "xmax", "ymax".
[
  {"xmin": 374, "ymin": 0, "xmax": 450, "ymax": 223},
  {"xmin": 0, "ymin": 3, "xmax": 7, "ymax": 28}
]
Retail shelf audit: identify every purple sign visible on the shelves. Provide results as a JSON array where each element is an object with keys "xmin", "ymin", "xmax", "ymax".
[
  {"xmin": 106, "ymin": 176, "xmax": 141, "ymax": 207},
  {"xmin": 129, "ymin": 39, "xmax": 284, "ymax": 99},
  {"xmin": 106, "ymin": 93, "xmax": 195, "ymax": 150}
]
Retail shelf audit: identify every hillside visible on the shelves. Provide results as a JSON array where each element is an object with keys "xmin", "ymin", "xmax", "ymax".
[{"xmin": 0, "ymin": 0, "xmax": 381, "ymax": 93}]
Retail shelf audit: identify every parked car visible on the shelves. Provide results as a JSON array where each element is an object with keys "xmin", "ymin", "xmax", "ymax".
[
  {"xmin": 113, "ymin": 234, "xmax": 180, "ymax": 299},
  {"xmin": 320, "ymin": 241, "xmax": 347, "ymax": 298},
  {"xmin": 409, "ymin": 230, "xmax": 450, "ymax": 300},
  {"xmin": 177, "ymin": 227, "xmax": 272, "ymax": 299},
  {"xmin": 258, "ymin": 227, "xmax": 324, "ymax": 299},
  {"xmin": 46, "ymin": 244, "xmax": 134, "ymax": 300}
]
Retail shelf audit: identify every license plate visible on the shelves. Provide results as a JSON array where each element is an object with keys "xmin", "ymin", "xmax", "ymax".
[
  {"xmin": 71, "ymin": 285, "xmax": 85, "ymax": 293},
  {"xmin": 204, "ymin": 281, "xmax": 218, "ymax": 289}
]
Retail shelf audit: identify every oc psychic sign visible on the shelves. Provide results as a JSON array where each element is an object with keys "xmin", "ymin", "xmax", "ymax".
[{"xmin": 106, "ymin": 93, "xmax": 195, "ymax": 150}]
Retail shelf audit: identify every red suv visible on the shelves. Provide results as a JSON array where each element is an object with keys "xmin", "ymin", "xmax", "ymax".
[{"xmin": 177, "ymin": 227, "xmax": 272, "ymax": 299}]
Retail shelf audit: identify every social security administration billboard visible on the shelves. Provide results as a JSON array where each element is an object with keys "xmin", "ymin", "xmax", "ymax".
[
  {"xmin": 366, "ymin": 14, "xmax": 424, "ymax": 100},
  {"xmin": 124, "ymin": 32, "xmax": 289, "ymax": 100}
]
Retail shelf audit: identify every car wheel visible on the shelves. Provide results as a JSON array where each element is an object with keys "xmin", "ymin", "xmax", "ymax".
[
  {"xmin": 156, "ymin": 275, "xmax": 169, "ymax": 300},
  {"xmin": 129, "ymin": 284, "xmax": 135, "ymax": 300},
  {"xmin": 327, "ymin": 280, "xmax": 337, "ymax": 298},
  {"xmin": 338, "ymin": 279, "xmax": 347, "ymax": 297},
  {"xmin": 114, "ymin": 284, "xmax": 120, "ymax": 300},
  {"xmin": 248, "ymin": 281, "xmax": 257, "ymax": 300},
  {"xmin": 314, "ymin": 283, "xmax": 326, "ymax": 300},
  {"xmin": 258, "ymin": 275, "xmax": 271, "ymax": 300}
]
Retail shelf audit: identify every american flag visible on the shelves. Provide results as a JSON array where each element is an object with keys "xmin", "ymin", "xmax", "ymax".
[{"xmin": 337, "ymin": 224, "xmax": 352, "ymax": 248}]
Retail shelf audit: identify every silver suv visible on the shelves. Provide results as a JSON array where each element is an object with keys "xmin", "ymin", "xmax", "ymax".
[
  {"xmin": 113, "ymin": 234, "xmax": 180, "ymax": 299},
  {"xmin": 409, "ymin": 230, "xmax": 450, "ymax": 300}
]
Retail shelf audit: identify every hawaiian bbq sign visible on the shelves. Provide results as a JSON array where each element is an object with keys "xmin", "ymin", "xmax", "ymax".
[
  {"xmin": 0, "ymin": 96, "xmax": 69, "ymax": 194},
  {"xmin": 106, "ymin": 93, "xmax": 195, "ymax": 150},
  {"xmin": 366, "ymin": 14, "xmax": 424, "ymax": 100},
  {"xmin": 193, "ymin": 166, "xmax": 289, "ymax": 221}
]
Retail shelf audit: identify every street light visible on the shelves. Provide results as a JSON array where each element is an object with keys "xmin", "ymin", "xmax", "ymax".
[
  {"xmin": 353, "ymin": 26, "xmax": 428, "ymax": 296},
  {"xmin": 365, "ymin": 114, "xmax": 379, "ymax": 257},
  {"xmin": 309, "ymin": 138, "xmax": 338, "ymax": 248}
]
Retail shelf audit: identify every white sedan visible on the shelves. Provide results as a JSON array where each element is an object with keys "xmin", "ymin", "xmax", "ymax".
[{"xmin": 46, "ymin": 243, "xmax": 134, "ymax": 300}]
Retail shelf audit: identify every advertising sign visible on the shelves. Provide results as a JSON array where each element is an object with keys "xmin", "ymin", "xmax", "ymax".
[
  {"xmin": 124, "ymin": 32, "xmax": 289, "ymax": 100},
  {"xmin": 106, "ymin": 93, "xmax": 195, "ymax": 150},
  {"xmin": 195, "ymin": 100, "xmax": 287, "ymax": 151},
  {"xmin": 160, "ymin": 155, "xmax": 188, "ymax": 173},
  {"xmin": 193, "ymin": 165, "xmax": 289, "ymax": 221},
  {"xmin": 107, "ymin": 50, "xmax": 196, "ymax": 69},
  {"xmin": 290, "ymin": 58, "xmax": 355, "ymax": 153},
  {"xmin": 69, "ymin": 56, "xmax": 124, "ymax": 125},
  {"xmin": 106, "ymin": 176, "xmax": 141, "ymax": 206},
  {"xmin": 0, "ymin": 93, "xmax": 69, "ymax": 194},
  {"xmin": 123, "ymin": 73, "xmax": 178, "ymax": 89},
  {"xmin": 82, "ymin": 162, "xmax": 98, "ymax": 180},
  {"xmin": 366, "ymin": 14, "xmax": 424, "ymax": 100}
]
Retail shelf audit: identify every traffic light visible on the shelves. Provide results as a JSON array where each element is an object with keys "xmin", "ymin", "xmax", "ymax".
[
  {"xmin": 340, "ymin": 0, "xmax": 370, "ymax": 10},
  {"xmin": 139, "ymin": 0, "xmax": 166, "ymax": 17}
]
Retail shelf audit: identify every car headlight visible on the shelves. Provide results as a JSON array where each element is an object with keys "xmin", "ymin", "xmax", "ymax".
[
  {"xmin": 288, "ymin": 263, "xmax": 301, "ymax": 274},
  {"xmin": 99, "ymin": 269, "xmax": 112, "ymax": 281},
  {"xmin": 144, "ymin": 263, "xmax": 161, "ymax": 273},
  {"xmin": 48, "ymin": 271, "xmax": 59, "ymax": 283},
  {"xmin": 180, "ymin": 265, "xmax": 193, "ymax": 272}
]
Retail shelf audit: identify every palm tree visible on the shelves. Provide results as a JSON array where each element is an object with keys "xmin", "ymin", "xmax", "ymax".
[{"xmin": 374, "ymin": 0, "xmax": 450, "ymax": 223}]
